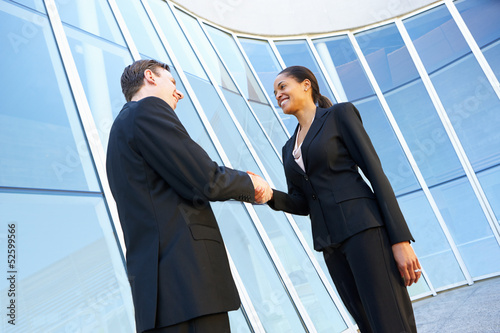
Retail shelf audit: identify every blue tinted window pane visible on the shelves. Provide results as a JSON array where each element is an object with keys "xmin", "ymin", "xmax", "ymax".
[
  {"xmin": 169, "ymin": 69, "xmax": 221, "ymax": 161},
  {"xmin": 398, "ymin": 191, "xmax": 465, "ymax": 288},
  {"xmin": 238, "ymin": 38, "xmax": 296, "ymax": 134},
  {"xmin": 147, "ymin": 0, "xmax": 207, "ymax": 79},
  {"xmin": 355, "ymin": 24, "xmax": 420, "ymax": 93},
  {"xmin": 213, "ymin": 201, "xmax": 306, "ymax": 332},
  {"xmin": 385, "ymin": 80, "xmax": 465, "ymax": 186},
  {"xmin": 55, "ymin": 0, "xmax": 125, "ymax": 45},
  {"xmin": 8, "ymin": 0, "xmax": 43, "ymax": 12},
  {"xmin": 404, "ymin": 5, "xmax": 500, "ymax": 171},
  {"xmin": 252, "ymin": 205, "xmax": 347, "ymax": 332},
  {"xmin": 238, "ymin": 38, "xmax": 282, "ymax": 108},
  {"xmin": 476, "ymin": 165, "xmax": 500, "ymax": 224},
  {"xmin": 429, "ymin": 54, "xmax": 500, "ymax": 171},
  {"xmin": 64, "ymin": 25, "xmax": 132, "ymax": 150},
  {"xmin": 0, "ymin": 191, "xmax": 134, "ymax": 331},
  {"xmin": 0, "ymin": 3, "xmax": 99, "ymax": 191},
  {"xmin": 456, "ymin": 0, "xmax": 500, "ymax": 91},
  {"xmin": 404, "ymin": 5, "xmax": 469, "ymax": 74},
  {"xmin": 204, "ymin": 26, "xmax": 289, "ymax": 147},
  {"xmin": 353, "ymin": 97, "xmax": 420, "ymax": 195},
  {"xmin": 455, "ymin": 0, "xmax": 500, "ymax": 47},
  {"xmin": 430, "ymin": 177, "xmax": 500, "ymax": 277},
  {"xmin": 204, "ymin": 25, "xmax": 267, "ymax": 103},
  {"xmin": 174, "ymin": 9, "xmax": 237, "ymax": 91},
  {"xmin": 313, "ymin": 35, "xmax": 373, "ymax": 101},
  {"xmin": 274, "ymin": 40, "xmax": 336, "ymax": 104},
  {"xmin": 114, "ymin": 0, "xmax": 170, "ymax": 62}
]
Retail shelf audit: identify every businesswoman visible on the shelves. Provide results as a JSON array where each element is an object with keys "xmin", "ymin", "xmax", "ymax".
[{"xmin": 267, "ymin": 66, "xmax": 421, "ymax": 332}]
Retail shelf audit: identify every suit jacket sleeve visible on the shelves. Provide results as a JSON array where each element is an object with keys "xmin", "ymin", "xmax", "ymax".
[
  {"xmin": 337, "ymin": 102, "xmax": 414, "ymax": 244},
  {"xmin": 267, "ymin": 149, "xmax": 310, "ymax": 215},
  {"xmin": 134, "ymin": 97, "xmax": 254, "ymax": 204}
]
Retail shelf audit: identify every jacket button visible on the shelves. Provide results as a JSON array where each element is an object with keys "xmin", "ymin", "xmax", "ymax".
[
  {"xmin": 312, "ymin": 194, "xmax": 317, "ymax": 200},
  {"xmin": 304, "ymin": 175, "xmax": 309, "ymax": 181}
]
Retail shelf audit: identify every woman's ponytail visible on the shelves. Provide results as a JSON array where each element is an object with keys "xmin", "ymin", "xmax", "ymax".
[{"xmin": 317, "ymin": 94, "xmax": 333, "ymax": 108}]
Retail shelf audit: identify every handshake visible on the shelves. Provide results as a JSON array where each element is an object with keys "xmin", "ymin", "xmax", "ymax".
[{"xmin": 247, "ymin": 171, "xmax": 273, "ymax": 204}]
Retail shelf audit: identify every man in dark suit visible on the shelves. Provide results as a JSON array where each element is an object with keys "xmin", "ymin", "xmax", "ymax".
[{"xmin": 106, "ymin": 59, "xmax": 272, "ymax": 333}]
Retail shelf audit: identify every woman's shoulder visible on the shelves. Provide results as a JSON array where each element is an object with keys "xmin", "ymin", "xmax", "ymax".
[{"xmin": 328, "ymin": 102, "xmax": 362, "ymax": 123}]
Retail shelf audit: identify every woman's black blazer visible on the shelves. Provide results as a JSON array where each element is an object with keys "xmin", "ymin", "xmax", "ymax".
[{"xmin": 268, "ymin": 102, "xmax": 414, "ymax": 251}]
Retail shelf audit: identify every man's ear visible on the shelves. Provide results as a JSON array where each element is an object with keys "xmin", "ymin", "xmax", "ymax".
[{"xmin": 144, "ymin": 69, "xmax": 156, "ymax": 85}]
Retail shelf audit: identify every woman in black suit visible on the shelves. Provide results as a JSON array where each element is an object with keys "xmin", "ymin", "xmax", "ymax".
[{"xmin": 267, "ymin": 66, "xmax": 421, "ymax": 332}]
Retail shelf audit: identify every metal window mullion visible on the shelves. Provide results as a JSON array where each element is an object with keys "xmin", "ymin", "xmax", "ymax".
[
  {"xmin": 283, "ymin": 214, "xmax": 358, "ymax": 331},
  {"xmin": 163, "ymin": 3, "xmax": 317, "ymax": 331},
  {"xmin": 396, "ymin": 18, "xmax": 500, "ymax": 244},
  {"xmin": 348, "ymin": 31, "xmax": 473, "ymax": 286},
  {"xmin": 445, "ymin": 0, "xmax": 500, "ymax": 100},
  {"xmin": 226, "ymin": 251, "xmax": 266, "ymax": 333},
  {"xmin": 106, "ymin": 0, "xmax": 141, "ymax": 60},
  {"xmin": 306, "ymin": 37, "xmax": 345, "ymax": 103},
  {"xmin": 139, "ymin": 0, "xmax": 271, "ymax": 332},
  {"xmin": 232, "ymin": 34, "xmax": 291, "ymax": 137},
  {"xmin": 269, "ymin": 39, "xmax": 287, "ymax": 70},
  {"xmin": 43, "ymin": 0, "xmax": 136, "ymax": 329},
  {"xmin": 190, "ymin": 13, "xmax": 291, "ymax": 139},
  {"xmin": 43, "ymin": 0, "xmax": 126, "ymax": 256},
  {"xmin": 164, "ymin": 4, "xmax": 273, "ymax": 189},
  {"xmin": 194, "ymin": 16, "xmax": 283, "ymax": 162}
]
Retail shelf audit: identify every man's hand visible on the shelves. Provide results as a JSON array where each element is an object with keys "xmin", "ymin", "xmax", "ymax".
[
  {"xmin": 247, "ymin": 171, "xmax": 273, "ymax": 204},
  {"xmin": 392, "ymin": 241, "xmax": 422, "ymax": 287}
]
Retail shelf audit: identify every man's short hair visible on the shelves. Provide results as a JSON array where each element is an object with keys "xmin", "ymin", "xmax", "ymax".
[{"xmin": 121, "ymin": 59, "xmax": 170, "ymax": 102}]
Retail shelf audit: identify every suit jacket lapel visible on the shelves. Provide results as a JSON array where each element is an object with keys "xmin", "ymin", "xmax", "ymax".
[
  {"xmin": 301, "ymin": 107, "xmax": 329, "ymax": 171},
  {"xmin": 284, "ymin": 125, "xmax": 307, "ymax": 175}
]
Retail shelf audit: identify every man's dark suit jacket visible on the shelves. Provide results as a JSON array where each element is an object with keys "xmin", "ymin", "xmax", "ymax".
[
  {"xmin": 106, "ymin": 96, "xmax": 254, "ymax": 332},
  {"xmin": 269, "ymin": 102, "xmax": 414, "ymax": 251}
]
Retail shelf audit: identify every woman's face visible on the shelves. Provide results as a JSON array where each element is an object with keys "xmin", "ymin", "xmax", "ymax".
[{"xmin": 273, "ymin": 73, "xmax": 310, "ymax": 114}]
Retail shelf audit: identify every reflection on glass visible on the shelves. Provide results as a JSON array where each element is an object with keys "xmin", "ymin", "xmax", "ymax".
[
  {"xmin": 229, "ymin": 307, "xmax": 252, "ymax": 333},
  {"xmin": 238, "ymin": 37, "xmax": 295, "ymax": 134},
  {"xmin": 384, "ymin": 79, "xmax": 465, "ymax": 187},
  {"xmin": 0, "ymin": 191, "xmax": 134, "ymax": 332},
  {"xmin": 147, "ymin": 0, "xmax": 207, "ymax": 79},
  {"xmin": 355, "ymin": 24, "xmax": 419, "ymax": 93},
  {"xmin": 430, "ymin": 177, "xmax": 500, "ymax": 277},
  {"xmin": 204, "ymin": 25, "xmax": 267, "ymax": 103},
  {"xmin": 55, "ymin": 0, "xmax": 125, "ymax": 45},
  {"xmin": 352, "ymin": 97, "xmax": 419, "ymax": 195},
  {"xmin": 455, "ymin": 0, "xmax": 500, "ymax": 80},
  {"xmin": 312, "ymin": 35, "xmax": 372, "ymax": 102},
  {"xmin": 398, "ymin": 191, "xmax": 465, "ymax": 289},
  {"xmin": 476, "ymin": 165, "xmax": 500, "ymax": 223},
  {"xmin": 175, "ymin": 9, "xmax": 237, "ymax": 92},
  {"xmin": 114, "ymin": 0, "xmax": 171, "ymax": 62},
  {"xmin": 404, "ymin": 4, "xmax": 500, "ymax": 172},
  {"xmin": 213, "ymin": 201, "xmax": 306, "ymax": 333},
  {"xmin": 0, "ymin": 3, "xmax": 99, "ymax": 191},
  {"xmin": 204, "ymin": 25, "xmax": 288, "ymax": 147},
  {"xmin": 252, "ymin": 206, "xmax": 347, "ymax": 332},
  {"xmin": 64, "ymin": 25, "xmax": 132, "ymax": 150},
  {"xmin": 8, "ymin": 0, "xmax": 44, "ymax": 12}
]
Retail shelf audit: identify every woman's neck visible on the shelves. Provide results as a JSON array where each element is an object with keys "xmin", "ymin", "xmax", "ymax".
[{"xmin": 296, "ymin": 102, "xmax": 317, "ymax": 128}]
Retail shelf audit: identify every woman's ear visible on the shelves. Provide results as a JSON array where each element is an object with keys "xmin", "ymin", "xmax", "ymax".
[{"xmin": 303, "ymin": 79, "xmax": 311, "ymax": 92}]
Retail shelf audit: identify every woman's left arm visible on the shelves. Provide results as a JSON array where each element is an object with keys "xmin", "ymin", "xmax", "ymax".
[{"xmin": 337, "ymin": 103, "xmax": 421, "ymax": 285}]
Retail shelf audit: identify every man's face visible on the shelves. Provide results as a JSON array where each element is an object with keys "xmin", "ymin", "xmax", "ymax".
[{"xmin": 154, "ymin": 68, "xmax": 184, "ymax": 110}]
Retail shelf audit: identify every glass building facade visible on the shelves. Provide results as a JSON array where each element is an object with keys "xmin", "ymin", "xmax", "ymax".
[{"xmin": 0, "ymin": 0, "xmax": 498, "ymax": 331}]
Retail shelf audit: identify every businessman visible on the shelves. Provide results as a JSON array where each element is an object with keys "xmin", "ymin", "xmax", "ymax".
[{"xmin": 106, "ymin": 59, "xmax": 272, "ymax": 333}]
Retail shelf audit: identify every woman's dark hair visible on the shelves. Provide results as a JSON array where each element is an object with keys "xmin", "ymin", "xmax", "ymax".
[
  {"xmin": 121, "ymin": 59, "xmax": 170, "ymax": 102},
  {"xmin": 278, "ymin": 66, "xmax": 333, "ymax": 108}
]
